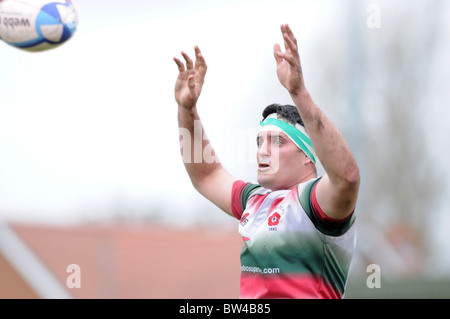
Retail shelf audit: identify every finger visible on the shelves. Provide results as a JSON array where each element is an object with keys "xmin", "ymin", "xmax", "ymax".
[
  {"xmin": 194, "ymin": 46, "xmax": 207, "ymax": 71},
  {"xmin": 273, "ymin": 44, "xmax": 284, "ymax": 64},
  {"xmin": 181, "ymin": 51, "xmax": 194, "ymax": 70},
  {"xmin": 281, "ymin": 25, "xmax": 289, "ymax": 50},
  {"xmin": 283, "ymin": 32, "xmax": 298, "ymax": 53},
  {"xmin": 173, "ymin": 57, "xmax": 185, "ymax": 72},
  {"xmin": 281, "ymin": 24, "xmax": 298, "ymax": 52},
  {"xmin": 284, "ymin": 24, "xmax": 297, "ymax": 45}
]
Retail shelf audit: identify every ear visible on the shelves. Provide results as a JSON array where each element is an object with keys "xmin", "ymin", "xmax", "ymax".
[{"xmin": 299, "ymin": 150, "xmax": 310, "ymax": 165}]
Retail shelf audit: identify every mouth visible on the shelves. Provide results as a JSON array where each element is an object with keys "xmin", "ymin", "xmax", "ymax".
[{"xmin": 258, "ymin": 163, "xmax": 271, "ymax": 171}]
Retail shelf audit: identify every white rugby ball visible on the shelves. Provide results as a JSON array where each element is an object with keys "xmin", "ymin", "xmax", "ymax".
[{"xmin": 0, "ymin": 0, "xmax": 78, "ymax": 52}]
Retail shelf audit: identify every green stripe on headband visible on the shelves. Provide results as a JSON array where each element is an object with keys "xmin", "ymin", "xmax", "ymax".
[{"xmin": 260, "ymin": 118, "xmax": 316, "ymax": 164}]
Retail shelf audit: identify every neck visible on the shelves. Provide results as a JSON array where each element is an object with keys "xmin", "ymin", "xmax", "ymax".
[{"xmin": 288, "ymin": 170, "xmax": 317, "ymax": 190}]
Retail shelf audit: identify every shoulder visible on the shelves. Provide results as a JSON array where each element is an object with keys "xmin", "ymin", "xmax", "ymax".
[{"xmin": 297, "ymin": 177, "xmax": 355, "ymax": 236}]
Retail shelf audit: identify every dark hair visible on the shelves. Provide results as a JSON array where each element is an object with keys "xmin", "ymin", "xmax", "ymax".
[{"xmin": 262, "ymin": 104, "xmax": 304, "ymax": 127}]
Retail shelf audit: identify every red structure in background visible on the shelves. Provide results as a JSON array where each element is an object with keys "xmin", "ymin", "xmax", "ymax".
[{"xmin": 0, "ymin": 222, "xmax": 242, "ymax": 299}]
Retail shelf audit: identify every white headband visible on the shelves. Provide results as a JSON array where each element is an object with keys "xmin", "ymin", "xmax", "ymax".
[{"xmin": 259, "ymin": 113, "xmax": 317, "ymax": 165}]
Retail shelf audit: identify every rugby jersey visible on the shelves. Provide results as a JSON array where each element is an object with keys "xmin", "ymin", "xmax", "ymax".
[{"xmin": 231, "ymin": 177, "xmax": 356, "ymax": 299}]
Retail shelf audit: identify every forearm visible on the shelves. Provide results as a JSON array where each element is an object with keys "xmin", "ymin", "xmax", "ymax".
[
  {"xmin": 178, "ymin": 104, "xmax": 222, "ymax": 189},
  {"xmin": 291, "ymin": 90, "xmax": 360, "ymax": 187}
]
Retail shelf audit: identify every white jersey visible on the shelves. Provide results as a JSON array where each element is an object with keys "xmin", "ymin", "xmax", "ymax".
[{"xmin": 231, "ymin": 177, "xmax": 356, "ymax": 299}]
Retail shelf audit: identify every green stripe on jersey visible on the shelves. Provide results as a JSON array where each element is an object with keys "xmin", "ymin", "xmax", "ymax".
[
  {"xmin": 241, "ymin": 183, "xmax": 263, "ymax": 210},
  {"xmin": 298, "ymin": 178, "xmax": 355, "ymax": 237}
]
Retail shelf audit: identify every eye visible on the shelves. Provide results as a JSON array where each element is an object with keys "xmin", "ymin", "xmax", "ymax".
[
  {"xmin": 272, "ymin": 137, "xmax": 283, "ymax": 146},
  {"xmin": 256, "ymin": 137, "xmax": 263, "ymax": 148}
]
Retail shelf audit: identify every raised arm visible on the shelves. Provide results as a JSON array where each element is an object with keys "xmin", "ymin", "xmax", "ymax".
[
  {"xmin": 174, "ymin": 46, "xmax": 237, "ymax": 216},
  {"xmin": 274, "ymin": 24, "xmax": 360, "ymax": 220}
]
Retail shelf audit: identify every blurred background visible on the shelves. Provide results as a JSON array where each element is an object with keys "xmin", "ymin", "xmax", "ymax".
[{"xmin": 0, "ymin": 0, "xmax": 449, "ymax": 298}]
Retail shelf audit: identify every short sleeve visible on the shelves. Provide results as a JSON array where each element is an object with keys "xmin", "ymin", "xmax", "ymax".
[
  {"xmin": 231, "ymin": 180, "xmax": 261, "ymax": 220},
  {"xmin": 298, "ymin": 178, "xmax": 355, "ymax": 236}
]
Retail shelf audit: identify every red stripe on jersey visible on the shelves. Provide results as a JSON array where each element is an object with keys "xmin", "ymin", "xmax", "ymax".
[
  {"xmin": 268, "ymin": 197, "xmax": 284, "ymax": 213},
  {"xmin": 231, "ymin": 180, "xmax": 247, "ymax": 220},
  {"xmin": 240, "ymin": 272, "xmax": 341, "ymax": 299},
  {"xmin": 311, "ymin": 181, "xmax": 353, "ymax": 225},
  {"xmin": 247, "ymin": 193, "xmax": 270, "ymax": 211}
]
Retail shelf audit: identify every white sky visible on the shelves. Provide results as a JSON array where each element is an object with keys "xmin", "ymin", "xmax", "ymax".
[{"xmin": 0, "ymin": 0, "xmax": 335, "ymax": 224}]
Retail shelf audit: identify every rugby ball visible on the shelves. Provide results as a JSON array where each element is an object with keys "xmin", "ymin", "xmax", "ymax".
[{"xmin": 0, "ymin": 0, "xmax": 78, "ymax": 52}]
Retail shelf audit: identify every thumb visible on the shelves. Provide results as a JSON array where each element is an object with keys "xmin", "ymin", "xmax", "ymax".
[
  {"xmin": 188, "ymin": 75, "xmax": 196, "ymax": 90},
  {"xmin": 273, "ymin": 44, "xmax": 284, "ymax": 64}
]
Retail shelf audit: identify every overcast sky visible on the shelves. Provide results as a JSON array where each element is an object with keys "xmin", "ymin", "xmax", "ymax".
[
  {"xmin": 0, "ymin": 0, "xmax": 335, "ymax": 223},
  {"xmin": 0, "ymin": 0, "xmax": 449, "ymax": 234}
]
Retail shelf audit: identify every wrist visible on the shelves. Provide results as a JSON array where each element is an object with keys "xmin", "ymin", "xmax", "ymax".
[
  {"xmin": 178, "ymin": 103, "xmax": 199, "ymax": 120},
  {"xmin": 290, "ymin": 88, "xmax": 318, "ymax": 123},
  {"xmin": 178, "ymin": 102, "xmax": 196, "ymax": 112}
]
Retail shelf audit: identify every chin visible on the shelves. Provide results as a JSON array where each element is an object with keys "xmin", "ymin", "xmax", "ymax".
[
  {"xmin": 257, "ymin": 174, "xmax": 269, "ymax": 188},
  {"xmin": 258, "ymin": 172, "xmax": 298, "ymax": 191},
  {"xmin": 257, "ymin": 174, "xmax": 279, "ymax": 190}
]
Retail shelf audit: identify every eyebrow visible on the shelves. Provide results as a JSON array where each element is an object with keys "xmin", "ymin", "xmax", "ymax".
[{"xmin": 256, "ymin": 132, "xmax": 289, "ymax": 142}]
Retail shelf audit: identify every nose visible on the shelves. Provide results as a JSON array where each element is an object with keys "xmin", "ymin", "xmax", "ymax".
[{"xmin": 257, "ymin": 137, "xmax": 271, "ymax": 159}]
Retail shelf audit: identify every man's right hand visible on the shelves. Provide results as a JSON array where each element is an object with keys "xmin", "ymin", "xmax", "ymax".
[{"xmin": 173, "ymin": 46, "xmax": 207, "ymax": 109}]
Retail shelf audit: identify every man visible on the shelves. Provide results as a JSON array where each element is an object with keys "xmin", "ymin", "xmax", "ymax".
[{"xmin": 174, "ymin": 24, "xmax": 360, "ymax": 299}]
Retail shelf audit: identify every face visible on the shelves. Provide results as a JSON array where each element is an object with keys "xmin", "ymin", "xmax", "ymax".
[{"xmin": 256, "ymin": 130, "xmax": 311, "ymax": 190}]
